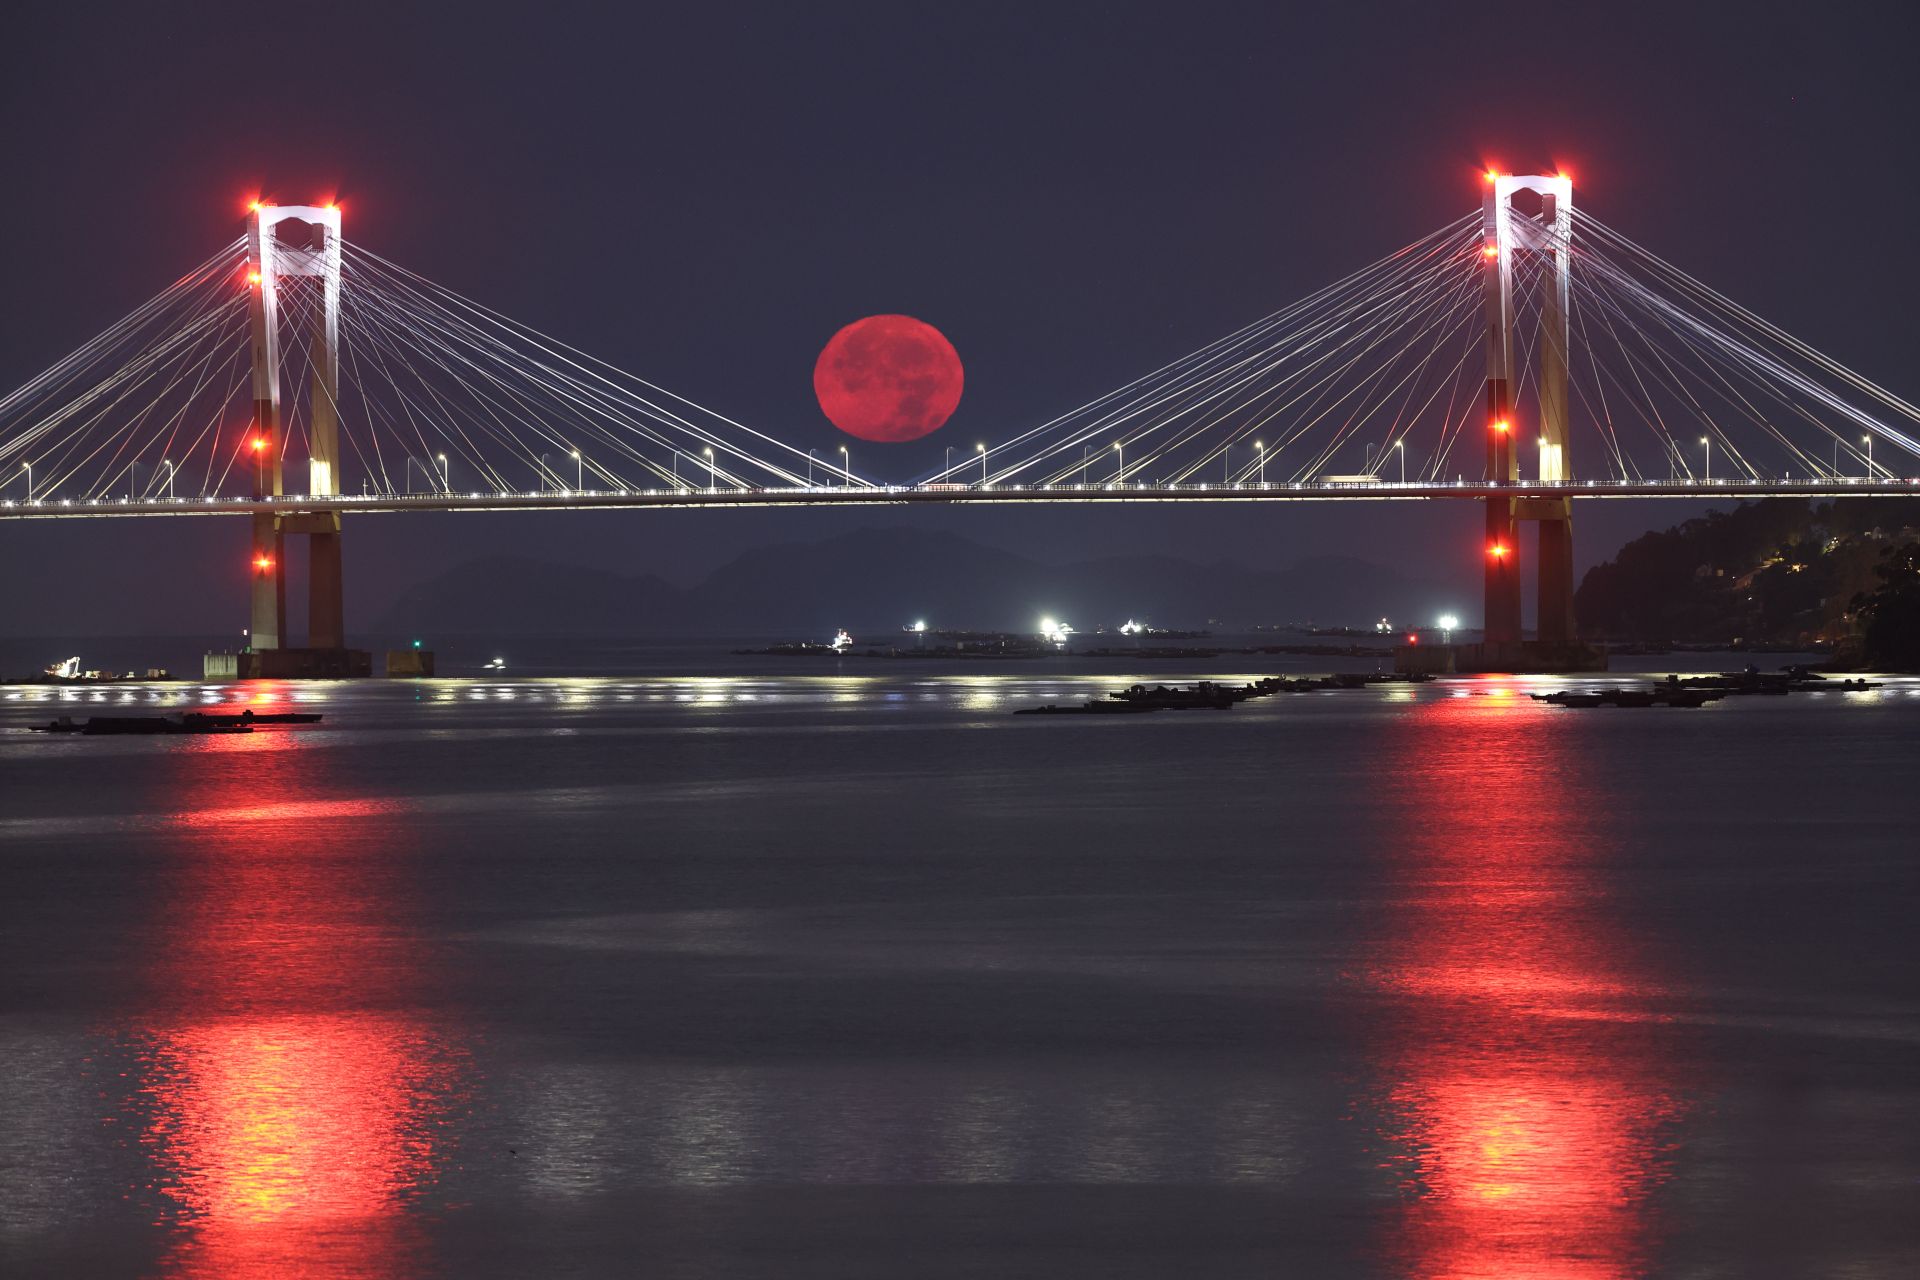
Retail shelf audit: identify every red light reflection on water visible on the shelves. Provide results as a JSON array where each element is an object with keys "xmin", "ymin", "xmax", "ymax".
[
  {"xmin": 1366, "ymin": 693, "xmax": 1686, "ymax": 1279},
  {"xmin": 128, "ymin": 729, "xmax": 465, "ymax": 1277}
]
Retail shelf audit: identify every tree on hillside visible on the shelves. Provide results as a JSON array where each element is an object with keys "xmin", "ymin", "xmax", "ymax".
[{"xmin": 1849, "ymin": 544, "xmax": 1920, "ymax": 671}]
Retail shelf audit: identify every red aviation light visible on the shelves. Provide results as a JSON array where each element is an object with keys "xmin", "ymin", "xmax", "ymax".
[
  {"xmin": 1488, "ymin": 542, "xmax": 1509, "ymax": 560},
  {"xmin": 1481, "ymin": 243, "xmax": 1499, "ymax": 259},
  {"xmin": 253, "ymin": 554, "xmax": 273, "ymax": 571},
  {"xmin": 250, "ymin": 436, "xmax": 268, "ymax": 453},
  {"xmin": 1493, "ymin": 420, "xmax": 1510, "ymax": 434},
  {"xmin": 247, "ymin": 270, "xmax": 262, "ymax": 286}
]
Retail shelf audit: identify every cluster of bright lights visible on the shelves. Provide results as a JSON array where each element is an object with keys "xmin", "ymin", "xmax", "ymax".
[{"xmin": 1039, "ymin": 618, "xmax": 1074, "ymax": 645}]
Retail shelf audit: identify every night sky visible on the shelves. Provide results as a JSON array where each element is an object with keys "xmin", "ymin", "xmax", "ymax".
[{"xmin": 4, "ymin": 1, "xmax": 1917, "ymax": 636}]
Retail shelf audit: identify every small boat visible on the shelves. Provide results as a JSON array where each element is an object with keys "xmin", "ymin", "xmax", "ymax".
[
  {"xmin": 31, "ymin": 715, "xmax": 252, "ymax": 735},
  {"xmin": 180, "ymin": 710, "xmax": 323, "ymax": 727},
  {"xmin": 1015, "ymin": 699, "xmax": 1161, "ymax": 716}
]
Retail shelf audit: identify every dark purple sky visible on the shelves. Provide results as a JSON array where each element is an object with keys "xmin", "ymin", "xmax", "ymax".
[{"xmin": 3, "ymin": 1, "xmax": 1916, "ymax": 635}]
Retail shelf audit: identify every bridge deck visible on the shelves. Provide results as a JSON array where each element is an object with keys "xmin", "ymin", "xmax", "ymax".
[{"xmin": 2, "ymin": 478, "xmax": 1917, "ymax": 519}]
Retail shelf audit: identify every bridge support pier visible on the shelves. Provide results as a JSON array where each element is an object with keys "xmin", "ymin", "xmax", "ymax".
[
  {"xmin": 1536, "ymin": 506, "xmax": 1575, "ymax": 644},
  {"xmin": 250, "ymin": 512, "xmax": 285, "ymax": 650},
  {"xmin": 243, "ymin": 201, "xmax": 346, "ymax": 663},
  {"xmin": 309, "ymin": 525, "xmax": 345, "ymax": 650},
  {"xmin": 1482, "ymin": 173, "xmax": 1586, "ymax": 656}
]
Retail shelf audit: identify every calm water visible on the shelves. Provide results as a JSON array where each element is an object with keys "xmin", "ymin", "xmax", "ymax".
[{"xmin": 2, "ymin": 657, "xmax": 1917, "ymax": 1277}]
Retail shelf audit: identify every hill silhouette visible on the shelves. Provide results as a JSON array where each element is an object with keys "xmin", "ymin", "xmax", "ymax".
[{"xmin": 375, "ymin": 526, "xmax": 1454, "ymax": 636}]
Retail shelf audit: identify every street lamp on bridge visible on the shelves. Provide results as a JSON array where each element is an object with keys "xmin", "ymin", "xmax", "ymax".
[
  {"xmin": 704, "ymin": 446, "xmax": 715, "ymax": 490},
  {"xmin": 1863, "ymin": 434, "xmax": 1874, "ymax": 477},
  {"xmin": 1113, "ymin": 440, "xmax": 1124, "ymax": 483},
  {"xmin": 1255, "ymin": 440, "xmax": 1265, "ymax": 484},
  {"xmin": 1395, "ymin": 439, "xmax": 1405, "ymax": 484},
  {"xmin": 1699, "ymin": 436, "xmax": 1711, "ymax": 483},
  {"xmin": 571, "ymin": 448, "xmax": 582, "ymax": 490},
  {"xmin": 436, "ymin": 452, "xmax": 449, "ymax": 492},
  {"xmin": 161, "ymin": 458, "xmax": 174, "ymax": 499},
  {"xmin": 22, "ymin": 460, "xmax": 31, "ymax": 503},
  {"xmin": 977, "ymin": 441, "xmax": 988, "ymax": 486},
  {"xmin": 839, "ymin": 444, "xmax": 849, "ymax": 487}
]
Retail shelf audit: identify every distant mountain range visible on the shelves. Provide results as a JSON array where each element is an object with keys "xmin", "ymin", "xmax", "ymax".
[{"xmin": 373, "ymin": 526, "xmax": 1456, "ymax": 637}]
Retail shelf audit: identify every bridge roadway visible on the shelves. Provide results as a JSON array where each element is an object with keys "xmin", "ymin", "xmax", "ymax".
[{"xmin": 2, "ymin": 477, "xmax": 1917, "ymax": 519}]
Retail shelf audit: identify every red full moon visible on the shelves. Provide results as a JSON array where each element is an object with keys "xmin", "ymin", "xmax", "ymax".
[{"xmin": 813, "ymin": 314, "xmax": 964, "ymax": 442}]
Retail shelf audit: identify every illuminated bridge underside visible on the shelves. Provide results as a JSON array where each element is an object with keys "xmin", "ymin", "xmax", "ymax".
[{"xmin": 5, "ymin": 478, "xmax": 1917, "ymax": 520}]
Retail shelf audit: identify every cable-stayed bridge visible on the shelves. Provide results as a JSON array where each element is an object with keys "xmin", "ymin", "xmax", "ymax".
[{"xmin": 3, "ymin": 178, "xmax": 1918, "ymax": 655}]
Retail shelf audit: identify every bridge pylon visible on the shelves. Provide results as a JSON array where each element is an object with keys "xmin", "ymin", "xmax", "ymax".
[
  {"xmin": 1482, "ymin": 173, "xmax": 1576, "ymax": 645},
  {"xmin": 245, "ymin": 202, "xmax": 344, "ymax": 653}
]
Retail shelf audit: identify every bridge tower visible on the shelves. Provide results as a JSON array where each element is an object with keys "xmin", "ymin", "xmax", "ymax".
[
  {"xmin": 245, "ymin": 203, "xmax": 344, "ymax": 653},
  {"xmin": 1482, "ymin": 174, "xmax": 1575, "ymax": 645}
]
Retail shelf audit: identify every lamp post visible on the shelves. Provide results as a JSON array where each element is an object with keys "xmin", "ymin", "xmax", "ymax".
[
  {"xmin": 162, "ymin": 458, "xmax": 174, "ymax": 499},
  {"xmin": 1699, "ymin": 436, "xmax": 1711, "ymax": 483},
  {"xmin": 704, "ymin": 446, "xmax": 715, "ymax": 490},
  {"xmin": 1255, "ymin": 440, "xmax": 1265, "ymax": 484},
  {"xmin": 1863, "ymin": 434, "xmax": 1874, "ymax": 477},
  {"xmin": 436, "ymin": 452, "xmax": 449, "ymax": 491},
  {"xmin": 839, "ymin": 444, "xmax": 849, "ymax": 487},
  {"xmin": 571, "ymin": 448, "xmax": 582, "ymax": 489},
  {"xmin": 1224, "ymin": 444, "xmax": 1231, "ymax": 484},
  {"xmin": 1439, "ymin": 613, "xmax": 1459, "ymax": 645},
  {"xmin": 23, "ymin": 460, "xmax": 32, "ymax": 502},
  {"xmin": 977, "ymin": 442, "xmax": 987, "ymax": 486},
  {"xmin": 1395, "ymin": 439, "xmax": 1405, "ymax": 484},
  {"xmin": 1113, "ymin": 441, "xmax": 1124, "ymax": 483}
]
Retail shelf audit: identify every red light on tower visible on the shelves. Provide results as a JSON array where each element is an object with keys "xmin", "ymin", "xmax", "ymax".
[
  {"xmin": 253, "ymin": 554, "xmax": 273, "ymax": 572},
  {"xmin": 1488, "ymin": 542, "xmax": 1509, "ymax": 560},
  {"xmin": 1481, "ymin": 243, "xmax": 1499, "ymax": 259},
  {"xmin": 1493, "ymin": 420, "xmax": 1510, "ymax": 434},
  {"xmin": 247, "ymin": 270, "xmax": 262, "ymax": 286},
  {"xmin": 250, "ymin": 436, "xmax": 267, "ymax": 453}
]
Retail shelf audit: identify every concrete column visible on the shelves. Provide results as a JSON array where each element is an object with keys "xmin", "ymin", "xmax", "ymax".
[
  {"xmin": 1535, "ymin": 184, "xmax": 1575, "ymax": 645},
  {"xmin": 308, "ymin": 520, "xmax": 345, "ymax": 650},
  {"xmin": 1537, "ymin": 508, "xmax": 1576, "ymax": 643},
  {"xmin": 250, "ymin": 511, "xmax": 285, "ymax": 651}
]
